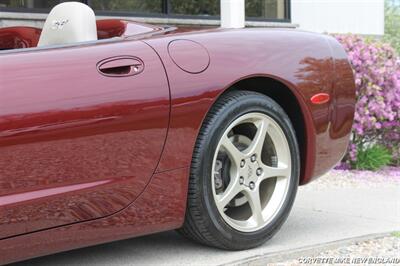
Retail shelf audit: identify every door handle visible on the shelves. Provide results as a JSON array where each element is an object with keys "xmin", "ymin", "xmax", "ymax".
[{"xmin": 97, "ymin": 56, "xmax": 144, "ymax": 77}]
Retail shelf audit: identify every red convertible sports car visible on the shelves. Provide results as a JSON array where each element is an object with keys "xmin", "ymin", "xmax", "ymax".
[{"xmin": 0, "ymin": 2, "xmax": 355, "ymax": 264}]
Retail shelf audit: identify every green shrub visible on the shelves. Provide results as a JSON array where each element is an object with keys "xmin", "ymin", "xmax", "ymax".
[
  {"xmin": 354, "ymin": 145, "xmax": 393, "ymax": 171},
  {"xmin": 334, "ymin": 35, "xmax": 400, "ymax": 170},
  {"xmin": 385, "ymin": 0, "xmax": 400, "ymax": 54}
]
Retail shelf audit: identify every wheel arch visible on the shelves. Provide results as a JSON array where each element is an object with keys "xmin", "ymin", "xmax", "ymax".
[{"xmin": 217, "ymin": 75, "xmax": 316, "ymax": 185}]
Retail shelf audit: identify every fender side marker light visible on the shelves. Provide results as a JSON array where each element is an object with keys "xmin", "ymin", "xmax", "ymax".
[{"xmin": 311, "ymin": 93, "xmax": 331, "ymax": 105}]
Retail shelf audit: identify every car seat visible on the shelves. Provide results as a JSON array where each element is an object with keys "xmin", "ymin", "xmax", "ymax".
[{"xmin": 37, "ymin": 2, "xmax": 97, "ymax": 47}]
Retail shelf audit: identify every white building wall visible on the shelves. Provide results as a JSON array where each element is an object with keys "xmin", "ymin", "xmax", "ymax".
[{"xmin": 291, "ymin": 0, "xmax": 385, "ymax": 35}]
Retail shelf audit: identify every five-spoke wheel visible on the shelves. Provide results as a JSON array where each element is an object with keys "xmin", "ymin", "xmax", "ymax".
[
  {"xmin": 180, "ymin": 91, "xmax": 300, "ymax": 250},
  {"xmin": 212, "ymin": 113, "xmax": 291, "ymax": 232}
]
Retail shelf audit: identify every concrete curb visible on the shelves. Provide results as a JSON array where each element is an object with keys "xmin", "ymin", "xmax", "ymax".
[{"xmin": 224, "ymin": 232, "xmax": 396, "ymax": 266}]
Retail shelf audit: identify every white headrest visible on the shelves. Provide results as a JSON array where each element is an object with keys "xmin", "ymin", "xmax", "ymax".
[{"xmin": 38, "ymin": 2, "xmax": 97, "ymax": 47}]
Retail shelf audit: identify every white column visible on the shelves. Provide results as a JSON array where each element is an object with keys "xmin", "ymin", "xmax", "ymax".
[{"xmin": 221, "ymin": 0, "xmax": 245, "ymax": 28}]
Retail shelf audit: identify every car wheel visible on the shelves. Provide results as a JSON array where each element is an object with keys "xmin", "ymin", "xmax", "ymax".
[{"xmin": 179, "ymin": 90, "xmax": 300, "ymax": 250}]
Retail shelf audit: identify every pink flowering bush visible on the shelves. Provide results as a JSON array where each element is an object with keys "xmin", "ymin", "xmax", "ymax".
[{"xmin": 334, "ymin": 35, "xmax": 400, "ymax": 169}]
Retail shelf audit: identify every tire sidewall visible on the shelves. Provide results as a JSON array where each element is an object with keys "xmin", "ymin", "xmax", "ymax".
[{"xmin": 195, "ymin": 92, "xmax": 300, "ymax": 248}]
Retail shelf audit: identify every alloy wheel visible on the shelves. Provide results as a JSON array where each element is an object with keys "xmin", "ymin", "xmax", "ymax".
[{"xmin": 211, "ymin": 112, "xmax": 291, "ymax": 232}]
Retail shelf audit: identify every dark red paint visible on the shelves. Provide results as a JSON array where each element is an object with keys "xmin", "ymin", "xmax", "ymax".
[
  {"xmin": 0, "ymin": 19, "xmax": 161, "ymax": 50},
  {"xmin": 0, "ymin": 20, "xmax": 355, "ymax": 264},
  {"xmin": 168, "ymin": 39, "xmax": 211, "ymax": 74},
  {"xmin": 0, "ymin": 26, "xmax": 41, "ymax": 49},
  {"xmin": 0, "ymin": 37, "xmax": 170, "ymax": 239},
  {"xmin": 97, "ymin": 56, "xmax": 145, "ymax": 77}
]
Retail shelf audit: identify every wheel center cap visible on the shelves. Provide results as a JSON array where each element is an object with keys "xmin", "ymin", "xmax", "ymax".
[
  {"xmin": 240, "ymin": 158, "xmax": 260, "ymax": 187},
  {"xmin": 247, "ymin": 164, "xmax": 253, "ymax": 179}
]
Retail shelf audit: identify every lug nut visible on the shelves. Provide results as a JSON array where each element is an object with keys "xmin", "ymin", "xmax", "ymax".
[
  {"xmin": 239, "ymin": 176, "xmax": 244, "ymax": 185},
  {"xmin": 256, "ymin": 168, "xmax": 263, "ymax": 176},
  {"xmin": 251, "ymin": 154, "xmax": 257, "ymax": 162},
  {"xmin": 249, "ymin": 182, "xmax": 255, "ymax": 190},
  {"xmin": 240, "ymin": 160, "xmax": 246, "ymax": 168}
]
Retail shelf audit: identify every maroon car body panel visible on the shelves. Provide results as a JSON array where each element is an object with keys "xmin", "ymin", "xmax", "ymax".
[
  {"xmin": 0, "ymin": 20, "xmax": 355, "ymax": 264},
  {"xmin": 148, "ymin": 28, "xmax": 354, "ymax": 182},
  {"xmin": 0, "ymin": 168, "xmax": 189, "ymax": 264},
  {"xmin": 0, "ymin": 40, "xmax": 170, "ymax": 239}
]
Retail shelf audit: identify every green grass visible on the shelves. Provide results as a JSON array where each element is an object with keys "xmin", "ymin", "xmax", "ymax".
[
  {"xmin": 391, "ymin": 231, "xmax": 400, "ymax": 238},
  {"xmin": 354, "ymin": 145, "xmax": 393, "ymax": 171}
]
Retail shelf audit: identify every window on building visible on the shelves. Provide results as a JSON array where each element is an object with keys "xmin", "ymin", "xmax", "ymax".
[
  {"xmin": 0, "ymin": 0, "xmax": 291, "ymax": 21},
  {"xmin": 0, "ymin": 0, "xmax": 60, "ymax": 9},
  {"xmin": 247, "ymin": 0, "xmax": 288, "ymax": 20},
  {"xmin": 89, "ymin": 0, "xmax": 162, "ymax": 14},
  {"xmin": 169, "ymin": 0, "xmax": 220, "ymax": 17}
]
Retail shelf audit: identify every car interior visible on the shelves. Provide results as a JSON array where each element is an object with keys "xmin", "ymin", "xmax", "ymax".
[{"xmin": 0, "ymin": 2, "xmax": 162, "ymax": 51}]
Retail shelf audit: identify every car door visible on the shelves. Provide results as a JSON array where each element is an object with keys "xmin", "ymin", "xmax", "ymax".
[{"xmin": 0, "ymin": 40, "xmax": 170, "ymax": 239}]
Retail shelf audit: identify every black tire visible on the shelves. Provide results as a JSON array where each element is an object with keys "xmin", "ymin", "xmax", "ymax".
[{"xmin": 178, "ymin": 90, "xmax": 300, "ymax": 250}]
